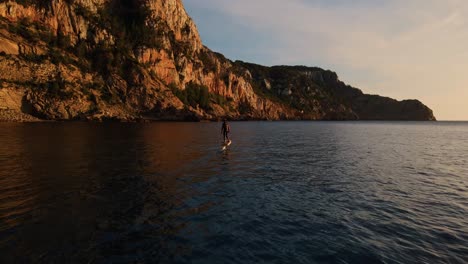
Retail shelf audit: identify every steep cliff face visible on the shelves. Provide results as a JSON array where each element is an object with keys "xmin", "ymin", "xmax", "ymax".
[{"xmin": 0, "ymin": 0, "xmax": 436, "ymax": 121}]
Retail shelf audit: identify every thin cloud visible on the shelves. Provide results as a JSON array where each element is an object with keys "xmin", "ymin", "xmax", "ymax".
[{"xmin": 184, "ymin": 0, "xmax": 468, "ymax": 120}]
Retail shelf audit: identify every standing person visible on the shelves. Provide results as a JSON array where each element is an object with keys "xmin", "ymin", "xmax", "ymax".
[{"xmin": 221, "ymin": 119, "xmax": 230, "ymax": 143}]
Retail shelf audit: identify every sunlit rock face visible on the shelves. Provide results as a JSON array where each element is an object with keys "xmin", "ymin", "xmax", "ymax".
[{"xmin": 0, "ymin": 0, "xmax": 435, "ymax": 121}]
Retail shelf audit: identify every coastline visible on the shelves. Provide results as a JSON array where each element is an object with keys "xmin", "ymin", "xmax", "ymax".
[
  {"xmin": 0, "ymin": 110, "xmax": 439, "ymax": 123},
  {"xmin": 0, "ymin": 109, "xmax": 42, "ymax": 122}
]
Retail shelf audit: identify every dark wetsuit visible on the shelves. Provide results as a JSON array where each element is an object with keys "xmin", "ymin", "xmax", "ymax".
[{"xmin": 221, "ymin": 122, "xmax": 230, "ymax": 142}]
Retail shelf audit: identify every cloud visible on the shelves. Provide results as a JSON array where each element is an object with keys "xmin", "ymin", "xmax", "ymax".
[{"xmin": 184, "ymin": 0, "xmax": 468, "ymax": 120}]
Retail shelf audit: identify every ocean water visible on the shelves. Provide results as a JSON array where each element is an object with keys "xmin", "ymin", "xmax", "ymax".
[{"xmin": 0, "ymin": 121, "xmax": 467, "ymax": 263}]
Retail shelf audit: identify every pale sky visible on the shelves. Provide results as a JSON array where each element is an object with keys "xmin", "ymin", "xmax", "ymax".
[{"xmin": 183, "ymin": 0, "xmax": 468, "ymax": 120}]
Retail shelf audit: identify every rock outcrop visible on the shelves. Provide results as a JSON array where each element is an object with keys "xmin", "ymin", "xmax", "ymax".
[{"xmin": 0, "ymin": 0, "xmax": 436, "ymax": 121}]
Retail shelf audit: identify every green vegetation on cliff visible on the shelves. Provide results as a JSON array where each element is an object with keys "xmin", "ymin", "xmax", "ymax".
[{"xmin": 170, "ymin": 82, "xmax": 210, "ymax": 110}]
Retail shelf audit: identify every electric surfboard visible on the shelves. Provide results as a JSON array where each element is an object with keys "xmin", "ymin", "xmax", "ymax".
[{"xmin": 221, "ymin": 140, "xmax": 232, "ymax": 151}]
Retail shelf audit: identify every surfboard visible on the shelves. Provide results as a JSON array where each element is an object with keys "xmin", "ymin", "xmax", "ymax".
[{"xmin": 221, "ymin": 140, "xmax": 232, "ymax": 151}]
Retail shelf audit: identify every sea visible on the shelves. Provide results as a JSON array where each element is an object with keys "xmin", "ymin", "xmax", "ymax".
[{"xmin": 0, "ymin": 121, "xmax": 467, "ymax": 263}]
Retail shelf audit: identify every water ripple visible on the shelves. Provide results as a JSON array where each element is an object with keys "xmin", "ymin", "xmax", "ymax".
[{"xmin": 0, "ymin": 122, "xmax": 467, "ymax": 263}]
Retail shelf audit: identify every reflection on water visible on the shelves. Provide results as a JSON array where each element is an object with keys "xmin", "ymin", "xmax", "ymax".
[
  {"xmin": 0, "ymin": 123, "xmax": 232, "ymax": 263},
  {"xmin": 0, "ymin": 122, "xmax": 467, "ymax": 263}
]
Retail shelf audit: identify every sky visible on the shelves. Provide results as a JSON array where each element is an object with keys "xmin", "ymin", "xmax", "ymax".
[{"xmin": 183, "ymin": 0, "xmax": 468, "ymax": 120}]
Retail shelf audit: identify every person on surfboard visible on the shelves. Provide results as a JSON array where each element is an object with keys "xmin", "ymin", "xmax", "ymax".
[{"xmin": 221, "ymin": 119, "xmax": 230, "ymax": 143}]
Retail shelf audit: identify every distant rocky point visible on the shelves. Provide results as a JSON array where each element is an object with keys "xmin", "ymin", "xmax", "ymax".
[{"xmin": 0, "ymin": 0, "xmax": 436, "ymax": 121}]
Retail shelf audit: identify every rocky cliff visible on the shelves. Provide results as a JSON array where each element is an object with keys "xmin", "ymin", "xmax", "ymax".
[{"xmin": 0, "ymin": 0, "xmax": 436, "ymax": 121}]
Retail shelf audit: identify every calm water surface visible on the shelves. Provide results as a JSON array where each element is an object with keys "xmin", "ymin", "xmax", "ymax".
[{"xmin": 0, "ymin": 122, "xmax": 467, "ymax": 263}]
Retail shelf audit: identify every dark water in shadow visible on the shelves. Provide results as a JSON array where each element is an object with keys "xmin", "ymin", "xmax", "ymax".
[{"xmin": 0, "ymin": 122, "xmax": 467, "ymax": 263}]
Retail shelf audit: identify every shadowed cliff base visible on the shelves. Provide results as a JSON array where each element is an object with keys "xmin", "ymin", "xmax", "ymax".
[{"xmin": 0, "ymin": 0, "xmax": 435, "ymax": 121}]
